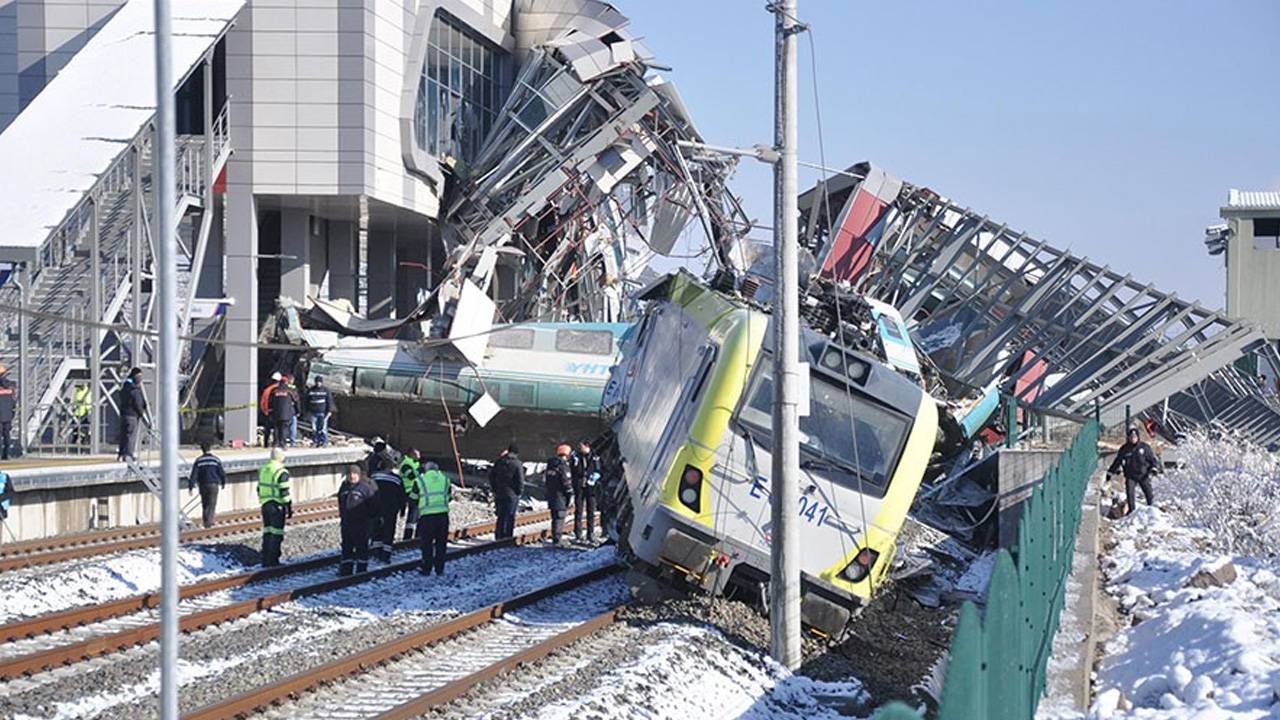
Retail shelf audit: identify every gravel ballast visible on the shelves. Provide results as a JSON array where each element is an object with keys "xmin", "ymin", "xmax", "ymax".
[{"xmin": 3, "ymin": 543, "xmax": 611, "ymax": 720}]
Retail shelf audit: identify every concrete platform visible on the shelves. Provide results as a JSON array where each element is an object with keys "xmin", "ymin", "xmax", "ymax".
[{"xmin": 0, "ymin": 444, "xmax": 367, "ymax": 543}]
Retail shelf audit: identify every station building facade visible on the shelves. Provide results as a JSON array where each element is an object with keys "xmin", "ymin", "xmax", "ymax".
[{"xmin": 0, "ymin": 0, "xmax": 609, "ymax": 446}]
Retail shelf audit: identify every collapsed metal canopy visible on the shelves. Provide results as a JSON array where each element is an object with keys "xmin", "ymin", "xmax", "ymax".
[{"xmin": 798, "ymin": 163, "xmax": 1280, "ymax": 448}]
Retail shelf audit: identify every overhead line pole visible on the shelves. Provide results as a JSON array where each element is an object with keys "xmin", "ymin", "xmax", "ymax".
[
  {"xmin": 769, "ymin": 0, "xmax": 802, "ymax": 669},
  {"xmin": 151, "ymin": 0, "xmax": 180, "ymax": 717}
]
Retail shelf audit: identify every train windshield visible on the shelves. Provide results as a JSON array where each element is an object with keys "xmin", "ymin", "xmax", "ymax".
[{"xmin": 739, "ymin": 359, "xmax": 910, "ymax": 496}]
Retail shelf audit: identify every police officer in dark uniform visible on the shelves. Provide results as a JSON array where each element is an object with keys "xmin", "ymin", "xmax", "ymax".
[
  {"xmin": 370, "ymin": 462, "xmax": 404, "ymax": 563},
  {"xmin": 337, "ymin": 464, "xmax": 378, "ymax": 575},
  {"xmin": 188, "ymin": 441, "xmax": 226, "ymax": 528},
  {"xmin": 306, "ymin": 376, "xmax": 333, "ymax": 446},
  {"xmin": 544, "ymin": 444, "xmax": 574, "ymax": 545},
  {"xmin": 1108, "ymin": 427, "xmax": 1160, "ymax": 515},
  {"xmin": 570, "ymin": 440, "xmax": 602, "ymax": 543},
  {"xmin": 0, "ymin": 365, "xmax": 16, "ymax": 460},
  {"xmin": 488, "ymin": 443, "xmax": 524, "ymax": 540}
]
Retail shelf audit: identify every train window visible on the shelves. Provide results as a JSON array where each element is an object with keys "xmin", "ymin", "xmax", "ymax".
[
  {"xmin": 383, "ymin": 374, "xmax": 415, "ymax": 394},
  {"xmin": 355, "ymin": 369, "xmax": 386, "ymax": 392},
  {"xmin": 555, "ymin": 328, "xmax": 614, "ymax": 355},
  {"xmin": 738, "ymin": 358, "xmax": 909, "ymax": 497},
  {"xmin": 489, "ymin": 328, "xmax": 535, "ymax": 350},
  {"xmin": 504, "ymin": 381, "xmax": 535, "ymax": 406}
]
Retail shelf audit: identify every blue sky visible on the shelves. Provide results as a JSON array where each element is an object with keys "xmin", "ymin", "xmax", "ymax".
[{"xmin": 623, "ymin": 1, "xmax": 1280, "ymax": 308}]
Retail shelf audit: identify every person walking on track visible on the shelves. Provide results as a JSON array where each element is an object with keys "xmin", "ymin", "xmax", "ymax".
[
  {"xmin": 189, "ymin": 441, "xmax": 226, "ymax": 529},
  {"xmin": 258, "ymin": 447, "xmax": 292, "ymax": 567}
]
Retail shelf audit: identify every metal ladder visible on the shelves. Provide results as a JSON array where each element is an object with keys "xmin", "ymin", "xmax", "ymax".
[{"xmin": 125, "ymin": 426, "xmax": 195, "ymax": 528}]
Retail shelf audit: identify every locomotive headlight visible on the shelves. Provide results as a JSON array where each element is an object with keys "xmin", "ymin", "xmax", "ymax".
[
  {"xmin": 841, "ymin": 547, "xmax": 880, "ymax": 583},
  {"xmin": 678, "ymin": 465, "xmax": 703, "ymax": 513}
]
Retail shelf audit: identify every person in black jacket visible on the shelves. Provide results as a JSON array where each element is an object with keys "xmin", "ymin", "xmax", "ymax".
[
  {"xmin": 188, "ymin": 441, "xmax": 227, "ymax": 528},
  {"xmin": 0, "ymin": 365, "xmax": 16, "ymax": 460},
  {"xmin": 365, "ymin": 438, "xmax": 391, "ymax": 475},
  {"xmin": 116, "ymin": 367, "xmax": 149, "ymax": 462},
  {"xmin": 369, "ymin": 461, "xmax": 404, "ymax": 563},
  {"xmin": 337, "ymin": 464, "xmax": 378, "ymax": 576},
  {"xmin": 488, "ymin": 443, "xmax": 524, "ymax": 540},
  {"xmin": 544, "ymin": 444, "xmax": 574, "ymax": 545},
  {"xmin": 570, "ymin": 440, "xmax": 602, "ymax": 543},
  {"xmin": 1108, "ymin": 427, "xmax": 1160, "ymax": 515},
  {"xmin": 306, "ymin": 376, "xmax": 333, "ymax": 447},
  {"xmin": 267, "ymin": 380, "xmax": 297, "ymax": 449}
]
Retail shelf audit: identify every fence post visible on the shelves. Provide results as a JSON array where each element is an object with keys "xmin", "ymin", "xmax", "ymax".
[
  {"xmin": 1005, "ymin": 395, "xmax": 1018, "ymax": 448},
  {"xmin": 938, "ymin": 602, "xmax": 987, "ymax": 720}
]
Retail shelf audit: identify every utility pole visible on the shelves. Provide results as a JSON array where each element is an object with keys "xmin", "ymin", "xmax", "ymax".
[
  {"xmin": 151, "ymin": 0, "xmax": 180, "ymax": 716},
  {"xmin": 769, "ymin": 0, "xmax": 802, "ymax": 670}
]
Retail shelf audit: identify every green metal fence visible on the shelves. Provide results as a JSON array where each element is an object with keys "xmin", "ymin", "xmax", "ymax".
[{"xmin": 875, "ymin": 420, "xmax": 1100, "ymax": 720}]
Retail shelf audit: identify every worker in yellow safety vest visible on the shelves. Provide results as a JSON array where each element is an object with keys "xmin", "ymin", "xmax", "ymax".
[
  {"xmin": 71, "ymin": 383, "xmax": 91, "ymax": 444},
  {"xmin": 400, "ymin": 449, "xmax": 423, "ymax": 541},
  {"xmin": 415, "ymin": 460, "xmax": 452, "ymax": 576},
  {"xmin": 258, "ymin": 447, "xmax": 293, "ymax": 567}
]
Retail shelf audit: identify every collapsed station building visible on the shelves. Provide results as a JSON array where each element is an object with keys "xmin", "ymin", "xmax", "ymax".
[{"xmin": 1, "ymin": 0, "xmax": 1279, "ymax": 537}]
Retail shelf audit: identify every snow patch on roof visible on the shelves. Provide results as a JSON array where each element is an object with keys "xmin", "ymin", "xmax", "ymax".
[
  {"xmin": 0, "ymin": 0, "xmax": 244, "ymax": 258},
  {"xmin": 1226, "ymin": 189, "xmax": 1280, "ymax": 211}
]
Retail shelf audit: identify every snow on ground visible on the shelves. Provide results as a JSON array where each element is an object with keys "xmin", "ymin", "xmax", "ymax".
[
  {"xmin": 1072, "ymin": 434, "xmax": 1280, "ymax": 719},
  {"xmin": 0, "ymin": 545, "xmax": 245, "ymax": 623},
  {"xmin": 12, "ymin": 545, "xmax": 619, "ymax": 720},
  {"xmin": 522, "ymin": 622, "xmax": 871, "ymax": 720}
]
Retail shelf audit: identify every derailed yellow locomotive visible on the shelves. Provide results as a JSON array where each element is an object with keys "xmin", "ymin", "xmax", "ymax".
[{"xmin": 601, "ymin": 271, "xmax": 938, "ymax": 635}]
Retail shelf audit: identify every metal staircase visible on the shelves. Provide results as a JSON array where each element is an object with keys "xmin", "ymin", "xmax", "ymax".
[{"xmin": 0, "ymin": 103, "xmax": 231, "ymax": 456}]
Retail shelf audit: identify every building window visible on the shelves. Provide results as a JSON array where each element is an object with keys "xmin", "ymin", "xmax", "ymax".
[
  {"xmin": 414, "ymin": 12, "xmax": 506, "ymax": 166},
  {"xmin": 1253, "ymin": 218, "xmax": 1280, "ymax": 250}
]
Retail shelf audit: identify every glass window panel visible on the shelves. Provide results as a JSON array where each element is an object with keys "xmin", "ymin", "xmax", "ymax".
[
  {"xmin": 555, "ymin": 329, "xmax": 615, "ymax": 355},
  {"xmin": 417, "ymin": 12, "xmax": 507, "ymax": 163}
]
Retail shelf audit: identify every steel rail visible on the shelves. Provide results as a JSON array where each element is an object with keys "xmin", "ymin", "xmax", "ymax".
[
  {"xmin": 0, "ymin": 498, "xmax": 335, "ymax": 557},
  {"xmin": 182, "ymin": 564, "xmax": 622, "ymax": 720},
  {"xmin": 0, "ymin": 499, "xmax": 341, "ymax": 571},
  {"xmin": 0, "ymin": 512, "xmax": 555, "ymax": 679},
  {"xmin": 375, "ymin": 607, "xmax": 620, "ymax": 719},
  {"xmin": 0, "ymin": 510, "xmax": 551, "ymax": 644}
]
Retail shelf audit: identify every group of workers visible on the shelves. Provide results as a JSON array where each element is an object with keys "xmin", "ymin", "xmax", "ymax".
[
  {"xmin": 240, "ymin": 438, "xmax": 453, "ymax": 575},
  {"xmin": 259, "ymin": 372, "xmax": 334, "ymax": 448},
  {"xmin": 232, "ymin": 435, "xmax": 603, "ymax": 577}
]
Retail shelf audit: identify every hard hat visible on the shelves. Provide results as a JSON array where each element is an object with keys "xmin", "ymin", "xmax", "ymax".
[
  {"xmin": 557, "ymin": 443, "xmax": 572, "ymax": 456},
  {"xmin": 271, "ymin": 371, "xmax": 282, "ymax": 381}
]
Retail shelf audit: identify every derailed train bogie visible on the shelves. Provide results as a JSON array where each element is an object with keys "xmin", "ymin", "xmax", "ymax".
[{"xmin": 603, "ymin": 271, "xmax": 940, "ymax": 637}]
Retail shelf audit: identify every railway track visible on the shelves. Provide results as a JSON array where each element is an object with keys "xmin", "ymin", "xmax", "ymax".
[
  {"xmin": 184, "ymin": 563, "xmax": 627, "ymax": 720},
  {"xmin": 0, "ymin": 510, "xmax": 554, "ymax": 680},
  {"xmin": 0, "ymin": 498, "xmax": 341, "ymax": 572}
]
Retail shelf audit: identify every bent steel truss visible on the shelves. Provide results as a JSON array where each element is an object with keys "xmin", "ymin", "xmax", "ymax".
[{"xmin": 799, "ymin": 163, "xmax": 1280, "ymax": 448}]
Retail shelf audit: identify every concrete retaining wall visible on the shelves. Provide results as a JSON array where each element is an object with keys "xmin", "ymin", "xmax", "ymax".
[{"xmin": 1, "ymin": 446, "xmax": 366, "ymax": 542}]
